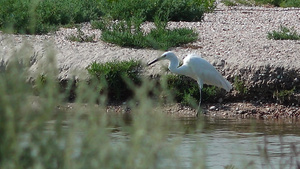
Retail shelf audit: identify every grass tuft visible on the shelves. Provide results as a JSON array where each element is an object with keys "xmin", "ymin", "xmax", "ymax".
[
  {"xmin": 94, "ymin": 16, "xmax": 198, "ymax": 50},
  {"xmin": 222, "ymin": 0, "xmax": 254, "ymax": 6},
  {"xmin": 267, "ymin": 26, "xmax": 300, "ymax": 40},
  {"xmin": 254, "ymin": 0, "xmax": 300, "ymax": 7},
  {"xmin": 99, "ymin": 0, "xmax": 215, "ymax": 22},
  {"xmin": 165, "ymin": 75, "xmax": 223, "ymax": 106},
  {"xmin": 222, "ymin": 0, "xmax": 300, "ymax": 7},
  {"xmin": 0, "ymin": 0, "xmax": 101, "ymax": 34},
  {"xmin": 86, "ymin": 60, "xmax": 143, "ymax": 102},
  {"xmin": 234, "ymin": 76, "xmax": 248, "ymax": 95},
  {"xmin": 273, "ymin": 87, "xmax": 295, "ymax": 103},
  {"xmin": 0, "ymin": 0, "xmax": 215, "ymax": 35}
]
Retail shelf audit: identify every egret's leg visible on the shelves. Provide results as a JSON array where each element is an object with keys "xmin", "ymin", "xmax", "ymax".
[
  {"xmin": 196, "ymin": 79, "xmax": 203, "ymax": 117},
  {"xmin": 196, "ymin": 88, "xmax": 202, "ymax": 117}
]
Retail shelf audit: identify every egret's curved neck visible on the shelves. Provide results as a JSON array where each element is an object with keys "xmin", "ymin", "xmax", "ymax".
[{"xmin": 168, "ymin": 56, "xmax": 180, "ymax": 74}]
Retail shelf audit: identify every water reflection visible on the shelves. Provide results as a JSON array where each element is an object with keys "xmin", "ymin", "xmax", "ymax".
[
  {"xmin": 112, "ymin": 116, "xmax": 300, "ymax": 169},
  {"xmin": 175, "ymin": 117, "xmax": 300, "ymax": 169}
]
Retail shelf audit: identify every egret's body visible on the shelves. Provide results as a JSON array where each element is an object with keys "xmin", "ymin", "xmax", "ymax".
[{"xmin": 148, "ymin": 51, "xmax": 232, "ymax": 115}]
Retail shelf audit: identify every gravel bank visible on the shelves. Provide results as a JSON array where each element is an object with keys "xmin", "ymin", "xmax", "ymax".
[{"xmin": 0, "ymin": 2, "xmax": 300, "ymax": 109}]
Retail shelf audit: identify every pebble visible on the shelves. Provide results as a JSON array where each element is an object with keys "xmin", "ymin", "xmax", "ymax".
[
  {"xmin": 237, "ymin": 110, "xmax": 244, "ymax": 114},
  {"xmin": 209, "ymin": 106, "xmax": 216, "ymax": 110},
  {"xmin": 218, "ymin": 98, "xmax": 223, "ymax": 103}
]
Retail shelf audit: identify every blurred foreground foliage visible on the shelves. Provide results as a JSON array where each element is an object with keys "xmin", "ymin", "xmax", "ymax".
[{"xmin": 0, "ymin": 45, "xmax": 206, "ymax": 169}]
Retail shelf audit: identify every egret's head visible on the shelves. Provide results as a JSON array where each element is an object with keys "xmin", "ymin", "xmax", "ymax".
[{"xmin": 147, "ymin": 51, "xmax": 175, "ymax": 66}]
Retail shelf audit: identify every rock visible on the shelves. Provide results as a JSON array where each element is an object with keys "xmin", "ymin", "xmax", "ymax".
[
  {"xmin": 237, "ymin": 110, "xmax": 245, "ymax": 114},
  {"xmin": 209, "ymin": 106, "xmax": 216, "ymax": 110},
  {"xmin": 218, "ymin": 98, "xmax": 223, "ymax": 103}
]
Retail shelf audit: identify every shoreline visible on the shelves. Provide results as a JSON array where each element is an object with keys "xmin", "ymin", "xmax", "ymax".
[{"xmin": 103, "ymin": 102, "xmax": 300, "ymax": 119}]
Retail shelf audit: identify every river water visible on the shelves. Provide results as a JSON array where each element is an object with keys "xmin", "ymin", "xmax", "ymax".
[
  {"xmin": 111, "ymin": 116, "xmax": 300, "ymax": 169},
  {"xmin": 177, "ymin": 117, "xmax": 300, "ymax": 168}
]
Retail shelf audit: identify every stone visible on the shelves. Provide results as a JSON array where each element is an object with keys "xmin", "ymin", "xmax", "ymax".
[{"xmin": 209, "ymin": 106, "xmax": 216, "ymax": 110}]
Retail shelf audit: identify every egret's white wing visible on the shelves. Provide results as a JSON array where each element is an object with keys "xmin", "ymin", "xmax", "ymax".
[{"xmin": 185, "ymin": 54, "xmax": 232, "ymax": 92}]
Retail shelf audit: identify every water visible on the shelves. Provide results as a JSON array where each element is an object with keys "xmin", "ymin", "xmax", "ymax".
[
  {"xmin": 111, "ymin": 117, "xmax": 300, "ymax": 169},
  {"xmin": 177, "ymin": 117, "xmax": 300, "ymax": 169}
]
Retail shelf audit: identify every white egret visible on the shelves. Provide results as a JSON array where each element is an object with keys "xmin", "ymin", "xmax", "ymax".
[{"xmin": 148, "ymin": 51, "xmax": 232, "ymax": 115}]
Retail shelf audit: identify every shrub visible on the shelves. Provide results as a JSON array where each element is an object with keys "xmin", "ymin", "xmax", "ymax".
[
  {"xmin": 145, "ymin": 27, "xmax": 198, "ymax": 50},
  {"xmin": 99, "ymin": 0, "xmax": 215, "ymax": 22},
  {"xmin": 222, "ymin": 0, "xmax": 253, "ymax": 6},
  {"xmin": 273, "ymin": 87, "xmax": 295, "ymax": 103},
  {"xmin": 254, "ymin": 0, "xmax": 300, "ymax": 7},
  {"xmin": 0, "ymin": 0, "xmax": 101, "ymax": 34},
  {"xmin": 267, "ymin": 26, "xmax": 300, "ymax": 40},
  {"xmin": 0, "ymin": 0, "xmax": 215, "ymax": 35},
  {"xmin": 233, "ymin": 76, "xmax": 248, "ymax": 94},
  {"xmin": 222, "ymin": 0, "xmax": 239, "ymax": 6},
  {"xmin": 223, "ymin": 0, "xmax": 300, "ymax": 7},
  {"xmin": 165, "ymin": 75, "xmax": 222, "ymax": 105},
  {"xmin": 280, "ymin": 0, "xmax": 300, "ymax": 7},
  {"xmin": 86, "ymin": 60, "xmax": 143, "ymax": 102},
  {"xmin": 95, "ymin": 16, "xmax": 198, "ymax": 50}
]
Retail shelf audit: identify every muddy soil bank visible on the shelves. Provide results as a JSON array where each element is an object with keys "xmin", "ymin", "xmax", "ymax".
[
  {"xmin": 55, "ymin": 100, "xmax": 300, "ymax": 119},
  {"xmin": 102, "ymin": 102, "xmax": 300, "ymax": 119},
  {"xmin": 214, "ymin": 62, "xmax": 300, "ymax": 104}
]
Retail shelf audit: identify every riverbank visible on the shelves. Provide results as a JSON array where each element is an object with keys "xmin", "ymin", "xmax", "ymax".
[{"xmin": 103, "ymin": 102, "xmax": 300, "ymax": 118}]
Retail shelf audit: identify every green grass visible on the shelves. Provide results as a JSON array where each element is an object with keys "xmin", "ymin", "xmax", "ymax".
[
  {"xmin": 222, "ymin": 0, "xmax": 254, "ymax": 6},
  {"xmin": 165, "ymin": 74, "xmax": 224, "ymax": 106},
  {"xmin": 0, "ymin": 0, "xmax": 215, "ymax": 35},
  {"xmin": 86, "ymin": 60, "xmax": 143, "ymax": 102},
  {"xmin": 99, "ymin": 0, "xmax": 215, "ymax": 22},
  {"xmin": 273, "ymin": 87, "xmax": 295, "ymax": 103},
  {"xmin": 222, "ymin": 0, "xmax": 300, "ymax": 7},
  {"xmin": 93, "ymin": 1, "xmax": 205, "ymax": 50},
  {"xmin": 254, "ymin": 0, "xmax": 300, "ymax": 7},
  {"xmin": 0, "ymin": 0, "xmax": 101, "ymax": 34},
  {"xmin": 267, "ymin": 26, "xmax": 300, "ymax": 40},
  {"xmin": 93, "ymin": 16, "xmax": 198, "ymax": 50},
  {"xmin": 234, "ymin": 76, "xmax": 248, "ymax": 95},
  {"xmin": 222, "ymin": 0, "xmax": 239, "ymax": 6},
  {"xmin": 0, "ymin": 0, "xmax": 210, "ymax": 50}
]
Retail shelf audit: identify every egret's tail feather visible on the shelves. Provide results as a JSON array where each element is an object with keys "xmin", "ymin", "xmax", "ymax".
[{"xmin": 221, "ymin": 78, "xmax": 232, "ymax": 92}]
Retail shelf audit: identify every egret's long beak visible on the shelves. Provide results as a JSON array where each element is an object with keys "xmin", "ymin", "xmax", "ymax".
[
  {"xmin": 147, "ymin": 56, "xmax": 164, "ymax": 66},
  {"xmin": 147, "ymin": 58, "xmax": 159, "ymax": 66}
]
